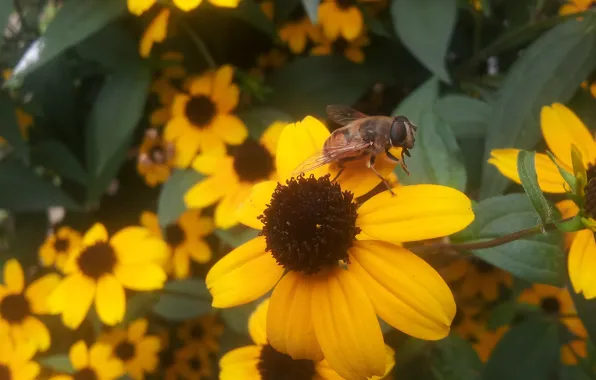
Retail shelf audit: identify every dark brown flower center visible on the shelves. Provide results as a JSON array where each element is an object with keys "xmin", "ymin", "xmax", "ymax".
[
  {"xmin": 230, "ymin": 139, "xmax": 274, "ymax": 183},
  {"xmin": 540, "ymin": 296, "xmax": 561, "ymax": 314},
  {"xmin": 189, "ymin": 357, "xmax": 202, "ymax": 371},
  {"xmin": 0, "ymin": 365, "xmax": 12, "ymax": 380},
  {"xmin": 473, "ymin": 259, "xmax": 494, "ymax": 273},
  {"xmin": 0, "ymin": 294, "xmax": 31, "ymax": 323},
  {"xmin": 331, "ymin": 37, "xmax": 349, "ymax": 54},
  {"xmin": 258, "ymin": 344, "xmax": 316, "ymax": 380},
  {"xmin": 114, "ymin": 341, "xmax": 136, "ymax": 361},
  {"xmin": 54, "ymin": 237, "xmax": 70, "ymax": 252},
  {"xmin": 190, "ymin": 324, "xmax": 205, "ymax": 340},
  {"xmin": 159, "ymin": 349, "xmax": 175, "ymax": 368},
  {"xmin": 287, "ymin": 4, "xmax": 306, "ymax": 21},
  {"xmin": 259, "ymin": 175, "xmax": 360, "ymax": 275},
  {"xmin": 73, "ymin": 368, "xmax": 99, "ymax": 380},
  {"xmin": 185, "ymin": 95, "xmax": 217, "ymax": 127},
  {"xmin": 336, "ymin": 0, "xmax": 355, "ymax": 10},
  {"xmin": 164, "ymin": 224, "xmax": 186, "ymax": 248},
  {"xmin": 77, "ymin": 242, "xmax": 117, "ymax": 280},
  {"xmin": 584, "ymin": 164, "xmax": 596, "ymax": 217}
]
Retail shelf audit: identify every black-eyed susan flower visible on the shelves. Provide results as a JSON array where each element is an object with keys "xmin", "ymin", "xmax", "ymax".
[
  {"xmin": 0, "ymin": 340, "xmax": 39, "ymax": 380},
  {"xmin": 128, "ymin": 0, "xmax": 240, "ymax": 15},
  {"xmin": 165, "ymin": 65, "xmax": 248, "ymax": 167},
  {"xmin": 0, "ymin": 259, "xmax": 59, "ymax": 353},
  {"xmin": 49, "ymin": 340, "xmax": 124, "ymax": 380},
  {"xmin": 177, "ymin": 314, "xmax": 224, "ymax": 355},
  {"xmin": 318, "ymin": 0, "xmax": 364, "ymax": 41},
  {"xmin": 310, "ymin": 28, "xmax": 369, "ymax": 63},
  {"xmin": 139, "ymin": 9, "xmax": 170, "ymax": 58},
  {"xmin": 185, "ymin": 121, "xmax": 285, "ymax": 229},
  {"xmin": 559, "ymin": 0, "xmax": 596, "ymax": 15},
  {"xmin": 47, "ymin": 223, "xmax": 168, "ymax": 329},
  {"xmin": 489, "ymin": 103, "xmax": 596, "ymax": 299},
  {"xmin": 137, "ymin": 129, "xmax": 176, "ymax": 187},
  {"xmin": 99, "ymin": 319, "xmax": 161, "ymax": 379},
  {"xmin": 278, "ymin": 8, "xmax": 318, "ymax": 54},
  {"xmin": 518, "ymin": 284, "xmax": 588, "ymax": 365},
  {"xmin": 172, "ymin": 345, "xmax": 213, "ymax": 379},
  {"xmin": 220, "ymin": 297, "xmax": 396, "ymax": 379},
  {"xmin": 248, "ymin": 49, "xmax": 288, "ymax": 80},
  {"xmin": 441, "ymin": 258, "xmax": 512, "ymax": 302},
  {"xmin": 39, "ymin": 226, "xmax": 81, "ymax": 273},
  {"xmin": 141, "ymin": 210, "xmax": 213, "ymax": 279},
  {"xmin": 207, "ymin": 116, "xmax": 475, "ymax": 379}
]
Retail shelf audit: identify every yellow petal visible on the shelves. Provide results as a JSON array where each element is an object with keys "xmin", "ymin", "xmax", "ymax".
[
  {"xmin": 267, "ymin": 271, "xmax": 323, "ymax": 360},
  {"xmin": 556, "ymin": 199, "xmax": 580, "ymax": 250},
  {"xmin": 248, "ymin": 298, "xmax": 269, "ymax": 345},
  {"xmin": 569, "ymin": 229, "xmax": 596, "ymax": 298},
  {"xmin": 4, "ymin": 259, "xmax": 24, "ymax": 293},
  {"xmin": 260, "ymin": 121, "xmax": 286, "ymax": 155},
  {"xmin": 349, "ymin": 240, "xmax": 455, "ymax": 340},
  {"xmin": 127, "ymin": 0, "xmax": 156, "ymax": 15},
  {"xmin": 316, "ymin": 344, "xmax": 395, "ymax": 380},
  {"xmin": 209, "ymin": 0, "xmax": 240, "ymax": 7},
  {"xmin": 206, "ymin": 236, "xmax": 284, "ymax": 308},
  {"xmin": 14, "ymin": 362, "xmax": 40, "ymax": 380},
  {"xmin": 333, "ymin": 154, "xmax": 395, "ymax": 198},
  {"xmin": 83, "ymin": 223, "xmax": 109, "ymax": 246},
  {"xmin": 115, "ymin": 263, "xmax": 166, "ymax": 291},
  {"xmin": 488, "ymin": 149, "xmax": 567, "ymax": 193},
  {"xmin": 191, "ymin": 153, "xmax": 229, "ymax": 175},
  {"xmin": 276, "ymin": 116, "xmax": 330, "ymax": 180},
  {"xmin": 319, "ymin": 3, "xmax": 341, "ymax": 40},
  {"xmin": 188, "ymin": 239, "xmax": 212, "ymax": 264},
  {"xmin": 219, "ymin": 346, "xmax": 261, "ymax": 380},
  {"xmin": 23, "ymin": 316, "xmax": 51, "ymax": 351},
  {"xmin": 139, "ymin": 9, "xmax": 169, "ymax": 58},
  {"xmin": 236, "ymin": 180, "xmax": 277, "ymax": 230},
  {"xmin": 69, "ymin": 340, "xmax": 89, "ymax": 370},
  {"xmin": 48, "ymin": 274, "xmax": 95, "ymax": 329},
  {"xmin": 111, "ymin": 227, "xmax": 168, "ymax": 264},
  {"xmin": 541, "ymin": 103, "xmax": 596, "ymax": 167},
  {"xmin": 172, "ymin": 0, "xmax": 202, "ymax": 11},
  {"xmin": 95, "ymin": 275, "xmax": 125, "ymax": 326},
  {"xmin": 310, "ymin": 268, "xmax": 385, "ymax": 380},
  {"xmin": 357, "ymin": 185, "xmax": 474, "ymax": 243},
  {"xmin": 173, "ymin": 249, "xmax": 190, "ymax": 279},
  {"xmin": 210, "ymin": 114, "xmax": 248, "ymax": 145},
  {"xmin": 26, "ymin": 273, "xmax": 60, "ymax": 314},
  {"xmin": 340, "ymin": 7, "xmax": 363, "ymax": 40},
  {"xmin": 184, "ymin": 175, "xmax": 228, "ymax": 208},
  {"xmin": 215, "ymin": 185, "xmax": 251, "ymax": 229},
  {"xmin": 128, "ymin": 319, "xmax": 148, "ymax": 342},
  {"xmin": 170, "ymin": 94, "xmax": 190, "ymax": 118}
]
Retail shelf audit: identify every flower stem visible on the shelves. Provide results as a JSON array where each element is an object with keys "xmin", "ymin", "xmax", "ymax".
[{"xmin": 180, "ymin": 19, "xmax": 217, "ymax": 69}]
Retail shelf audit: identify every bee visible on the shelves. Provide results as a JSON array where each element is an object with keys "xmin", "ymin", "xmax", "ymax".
[{"xmin": 293, "ymin": 105, "xmax": 417, "ymax": 195}]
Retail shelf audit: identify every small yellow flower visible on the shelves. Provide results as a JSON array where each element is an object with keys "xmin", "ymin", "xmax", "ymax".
[
  {"xmin": 220, "ymin": 297, "xmax": 396, "ymax": 379},
  {"xmin": 0, "ymin": 259, "xmax": 59, "ymax": 353},
  {"xmin": 139, "ymin": 9, "xmax": 170, "ymax": 58},
  {"xmin": 38, "ymin": 226, "xmax": 82, "ymax": 272},
  {"xmin": 278, "ymin": 10, "xmax": 318, "ymax": 54},
  {"xmin": 164, "ymin": 65, "xmax": 248, "ymax": 167},
  {"xmin": 318, "ymin": 0, "xmax": 364, "ymax": 41},
  {"xmin": 137, "ymin": 129, "xmax": 176, "ymax": 187},
  {"xmin": 559, "ymin": 0, "xmax": 596, "ymax": 15},
  {"xmin": 310, "ymin": 28, "xmax": 369, "ymax": 63},
  {"xmin": 171, "ymin": 345, "xmax": 213, "ymax": 379},
  {"xmin": 99, "ymin": 319, "xmax": 161, "ymax": 379},
  {"xmin": 47, "ymin": 223, "xmax": 168, "ymax": 329},
  {"xmin": 141, "ymin": 210, "xmax": 213, "ymax": 279},
  {"xmin": 441, "ymin": 258, "xmax": 512, "ymax": 302},
  {"xmin": 185, "ymin": 121, "xmax": 285, "ymax": 229},
  {"xmin": 177, "ymin": 314, "xmax": 224, "ymax": 355},
  {"xmin": 128, "ymin": 0, "xmax": 240, "ymax": 15},
  {"xmin": 49, "ymin": 340, "xmax": 124, "ymax": 380},
  {"xmin": 0, "ymin": 340, "xmax": 40, "ymax": 380}
]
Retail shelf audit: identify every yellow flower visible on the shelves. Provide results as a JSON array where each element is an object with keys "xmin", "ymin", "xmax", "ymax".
[
  {"xmin": 164, "ymin": 65, "xmax": 248, "ymax": 167},
  {"xmin": 441, "ymin": 258, "xmax": 512, "ymax": 302},
  {"xmin": 318, "ymin": 0, "xmax": 364, "ymax": 41},
  {"xmin": 185, "ymin": 121, "xmax": 285, "ymax": 229},
  {"xmin": 156, "ymin": 330, "xmax": 211, "ymax": 380},
  {"xmin": 0, "ymin": 340, "xmax": 40, "ymax": 380},
  {"xmin": 279, "ymin": 9, "xmax": 318, "ymax": 54},
  {"xmin": 137, "ymin": 129, "xmax": 176, "ymax": 187},
  {"xmin": 128, "ymin": 0, "xmax": 240, "ymax": 15},
  {"xmin": 206, "ymin": 116, "xmax": 474, "ymax": 379},
  {"xmin": 39, "ymin": 226, "xmax": 82, "ymax": 273},
  {"xmin": 177, "ymin": 314, "xmax": 224, "ymax": 354},
  {"xmin": 99, "ymin": 319, "xmax": 161, "ymax": 379},
  {"xmin": 141, "ymin": 210, "xmax": 213, "ymax": 279},
  {"xmin": 0, "ymin": 259, "xmax": 59, "ymax": 353},
  {"xmin": 489, "ymin": 103, "xmax": 596, "ymax": 298},
  {"xmin": 559, "ymin": 0, "xmax": 596, "ymax": 15},
  {"xmin": 310, "ymin": 28, "xmax": 369, "ymax": 63},
  {"xmin": 47, "ymin": 223, "xmax": 168, "ymax": 329},
  {"xmin": 518, "ymin": 284, "xmax": 588, "ymax": 365},
  {"xmin": 220, "ymin": 298, "xmax": 396, "ymax": 380},
  {"xmin": 139, "ymin": 9, "xmax": 170, "ymax": 58},
  {"xmin": 49, "ymin": 340, "xmax": 124, "ymax": 380}
]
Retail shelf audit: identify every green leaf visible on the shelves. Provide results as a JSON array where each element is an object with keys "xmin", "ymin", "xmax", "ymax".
[
  {"xmin": 157, "ymin": 170, "xmax": 204, "ymax": 228},
  {"xmin": 391, "ymin": 0, "xmax": 456, "ymax": 83},
  {"xmin": 120, "ymin": 293, "xmax": 160, "ymax": 326},
  {"xmin": 38, "ymin": 354, "xmax": 74, "ymax": 374},
  {"xmin": 274, "ymin": 0, "xmax": 301, "ymax": 22},
  {"xmin": 434, "ymin": 95, "xmax": 490, "ymax": 138},
  {"xmin": 31, "ymin": 140, "xmax": 87, "ymax": 185},
  {"xmin": 517, "ymin": 150, "xmax": 555, "ymax": 225},
  {"xmin": 453, "ymin": 194, "xmax": 565, "ymax": 285},
  {"xmin": 392, "ymin": 78, "xmax": 466, "ymax": 191},
  {"xmin": 9, "ymin": 0, "xmax": 126, "ymax": 83},
  {"xmin": 238, "ymin": 107, "xmax": 293, "ymax": 140},
  {"xmin": 214, "ymin": 226, "xmax": 260, "ymax": 248},
  {"xmin": 431, "ymin": 335, "xmax": 483, "ymax": 380},
  {"xmin": 569, "ymin": 275, "xmax": 596, "ymax": 350},
  {"xmin": 152, "ymin": 280, "xmax": 212, "ymax": 321},
  {"xmin": 480, "ymin": 16, "xmax": 596, "ymax": 198},
  {"xmin": 0, "ymin": 2, "xmax": 13, "ymax": 44},
  {"xmin": 0, "ymin": 159, "xmax": 79, "ymax": 211},
  {"xmin": 75, "ymin": 22, "xmax": 139, "ymax": 71},
  {"xmin": 483, "ymin": 319, "xmax": 560, "ymax": 380},
  {"xmin": 227, "ymin": 0, "xmax": 277, "ymax": 37},
  {"xmin": 545, "ymin": 151, "xmax": 576, "ymax": 193},
  {"xmin": 0, "ymin": 91, "xmax": 29, "ymax": 160},
  {"xmin": 220, "ymin": 297, "xmax": 264, "ymax": 335},
  {"xmin": 555, "ymin": 214, "xmax": 584, "ymax": 233},
  {"xmin": 301, "ymin": 0, "xmax": 320, "ymax": 23},
  {"xmin": 163, "ymin": 278, "xmax": 210, "ymax": 298}
]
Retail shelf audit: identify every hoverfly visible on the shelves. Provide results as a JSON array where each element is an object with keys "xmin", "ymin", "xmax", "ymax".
[{"xmin": 292, "ymin": 105, "xmax": 418, "ymax": 195}]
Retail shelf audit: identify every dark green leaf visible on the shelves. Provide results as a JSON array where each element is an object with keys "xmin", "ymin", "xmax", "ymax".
[
  {"xmin": 488, "ymin": 301, "xmax": 538, "ymax": 330},
  {"xmin": 301, "ymin": 0, "xmax": 320, "ymax": 23},
  {"xmin": 9, "ymin": 0, "xmax": 126, "ymax": 82},
  {"xmin": 31, "ymin": 140, "xmax": 87, "ymax": 185},
  {"xmin": 431, "ymin": 334, "xmax": 483, "ymax": 380},
  {"xmin": 517, "ymin": 150, "xmax": 555, "ymax": 224},
  {"xmin": 227, "ymin": 0, "xmax": 277, "ymax": 37},
  {"xmin": 163, "ymin": 278, "xmax": 210, "ymax": 298},
  {"xmin": 546, "ymin": 151, "xmax": 576, "ymax": 193},
  {"xmin": 480, "ymin": 16, "xmax": 596, "ymax": 198},
  {"xmin": 555, "ymin": 214, "xmax": 584, "ymax": 233},
  {"xmin": 434, "ymin": 95, "xmax": 490, "ymax": 138},
  {"xmin": 0, "ymin": 159, "xmax": 79, "ymax": 211},
  {"xmin": 214, "ymin": 226, "xmax": 260, "ymax": 248},
  {"xmin": 359, "ymin": 4, "xmax": 393, "ymax": 38},
  {"xmin": 569, "ymin": 275, "xmax": 596, "ymax": 351},
  {"xmin": 38, "ymin": 354, "xmax": 74, "ymax": 374},
  {"xmin": 274, "ymin": 0, "xmax": 301, "ymax": 22},
  {"xmin": 0, "ymin": 91, "xmax": 28, "ymax": 160},
  {"xmin": 157, "ymin": 170, "xmax": 204, "ymax": 228},
  {"xmin": 238, "ymin": 107, "xmax": 293, "ymax": 140},
  {"xmin": 75, "ymin": 22, "xmax": 139, "ymax": 71},
  {"xmin": 121, "ymin": 293, "xmax": 160, "ymax": 326},
  {"xmin": 453, "ymin": 194, "xmax": 565, "ymax": 285},
  {"xmin": 483, "ymin": 319, "xmax": 560, "ymax": 380},
  {"xmin": 152, "ymin": 281, "xmax": 212, "ymax": 321},
  {"xmin": 391, "ymin": 0, "xmax": 456, "ymax": 83},
  {"xmin": 220, "ymin": 297, "xmax": 264, "ymax": 335},
  {"xmin": 393, "ymin": 78, "xmax": 466, "ymax": 191},
  {"xmin": 0, "ymin": 2, "xmax": 13, "ymax": 43}
]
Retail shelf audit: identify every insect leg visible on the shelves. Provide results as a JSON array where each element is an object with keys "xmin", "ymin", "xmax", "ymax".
[
  {"xmin": 331, "ymin": 162, "xmax": 345, "ymax": 182},
  {"xmin": 368, "ymin": 155, "xmax": 395, "ymax": 196},
  {"xmin": 385, "ymin": 149, "xmax": 400, "ymax": 162}
]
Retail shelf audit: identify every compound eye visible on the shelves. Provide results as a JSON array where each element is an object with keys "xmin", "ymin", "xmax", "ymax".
[{"xmin": 390, "ymin": 119, "xmax": 407, "ymax": 146}]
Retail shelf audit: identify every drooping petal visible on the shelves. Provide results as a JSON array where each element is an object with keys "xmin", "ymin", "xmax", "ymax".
[
  {"xmin": 357, "ymin": 185, "xmax": 474, "ymax": 243},
  {"xmin": 236, "ymin": 180, "xmax": 277, "ymax": 229},
  {"xmin": 267, "ymin": 271, "xmax": 323, "ymax": 360},
  {"xmin": 139, "ymin": 9, "xmax": 169, "ymax": 58},
  {"xmin": 4, "ymin": 259, "xmax": 24, "ymax": 293},
  {"xmin": 48, "ymin": 274, "xmax": 96, "ymax": 329},
  {"xmin": 310, "ymin": 268, "xmax": 385, "ymax": 380},
  {"xmin": 316, "ymin": 344, "xmax": 395, "ymax": 380},
  {"xmin": 69, "ymin": 340, "xmax": 89, "ymax": 370},
  {"xmin": 569, "ymin": 229, "xmax": 596, "ymax": 298},
  {"xmin": 349, "ymin": 240, "xmax": 455, "ymax": 340},
  {"xmin": 172, "ymin": 249, "xmax": 190, "ymax": 279},
  {"xmin": 95, "ymin": 275, "xmax": 126, "ymax": 326},
  {"xmin": 206, "ymin": 236, "xmax": 284, "ymax": 308},
  {"xmin": 488, "ymin": 149, "xmax": 567, "ymax": 193},
  {"xmin": 83, "ymin": 223, "xmax": 109, "ymax": 246},
  {"xmin": 248, "ymin": 298, "xmax": 269, "ymax": 345}
]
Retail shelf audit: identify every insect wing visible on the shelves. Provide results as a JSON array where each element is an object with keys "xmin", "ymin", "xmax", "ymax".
[
  {"xmin": 291, "ymin": 139, "xmax": 371, "ymax": 176},
  {"xmin": 326, "ymin": 105, "xmax": 368, "ymax": 126}
]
